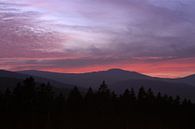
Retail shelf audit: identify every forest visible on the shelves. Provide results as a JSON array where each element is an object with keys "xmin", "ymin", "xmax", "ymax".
[{"xmin": 0, "ymin": 77, "xmax": 194, "ymax": 129}]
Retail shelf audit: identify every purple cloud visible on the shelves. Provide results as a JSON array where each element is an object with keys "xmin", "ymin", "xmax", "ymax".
[{"xmin": 0, "ymin": 0, "xmax": 195, "ymax": 77}]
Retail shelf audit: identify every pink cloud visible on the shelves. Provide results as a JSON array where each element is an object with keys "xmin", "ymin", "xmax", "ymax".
[{"xmin": 1, "ymin": 0, "xmax": 195, "ymax": 77}]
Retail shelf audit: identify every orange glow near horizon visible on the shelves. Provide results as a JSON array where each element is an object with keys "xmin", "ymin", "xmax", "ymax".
[
  {"xmin": 40, "ymin": 58, "xmax": 195, "ymax": 78},
  {"xmin": 1, "ymin": 1, "xmax": 195, "ymax": 80}
]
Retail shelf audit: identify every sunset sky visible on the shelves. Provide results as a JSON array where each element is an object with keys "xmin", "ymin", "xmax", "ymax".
[{"xmin": 0, "ymin": 0, "xmax": 195, "ymax": 78}]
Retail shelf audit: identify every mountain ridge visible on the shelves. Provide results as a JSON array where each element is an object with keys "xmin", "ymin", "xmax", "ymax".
[
  {"xmin": 18, "ymin": 68, "xmax": 195, "ymax": 87},
  {"xmin": 1, "ymin": 69, "xmax": 195, "ymax": 100},
  {"xmin": 18, "ymin": 68, "xmax": 195, "ymax": 79},
  {"xmin": 0, "ymin": 70, "xmax": 75, "ymax": 90},
  {"xmin": 18, "ymin": 68, "xmax": 154, "ymax": 88}
]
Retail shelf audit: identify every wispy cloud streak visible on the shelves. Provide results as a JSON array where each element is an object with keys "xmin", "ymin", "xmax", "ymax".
[{"xmin": 0, "ymin": 0, "xmax": 195, "ymax": 77}]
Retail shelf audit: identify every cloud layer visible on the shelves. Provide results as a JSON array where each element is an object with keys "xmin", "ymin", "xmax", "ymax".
[{"xmin": 0, "ymin": 0, "xmax": 195, "ymax": 77}]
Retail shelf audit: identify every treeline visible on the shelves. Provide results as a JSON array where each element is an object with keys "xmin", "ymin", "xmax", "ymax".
[{"xmin": 0, "ymin": 77, "xmax": 194, "ymax": 129}]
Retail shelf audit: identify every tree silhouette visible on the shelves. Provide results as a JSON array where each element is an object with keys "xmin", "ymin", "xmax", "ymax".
[
  {"xmin": 0, "ymin": 77, "xmax": 194, "ymax": 129},
  {"xmin": 85, "ymin": 87, "xmax": 95, "ymax": 107},
  {"xmin": 138, "ymin": 87, "xmax": 147, "ymax": 106},
  {"xmin": 67, "ymin": 86, "xmax": 83, "ymax": 111}
]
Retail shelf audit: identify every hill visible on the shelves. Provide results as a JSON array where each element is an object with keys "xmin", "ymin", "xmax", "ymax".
[
  {"xmin": 19, "ymin": 69, "xmax": 195, "ymax": 101},
  {"xmin": 19, "ymin": 69, "xmax": 153, "ymax": 88},
  {"xmin": 174, "ymin": 74, "xmax": 195, "ymax": 86},
  {"xmin": 0, "ymin": 70, "xmax": 74, "ymax": 92}
]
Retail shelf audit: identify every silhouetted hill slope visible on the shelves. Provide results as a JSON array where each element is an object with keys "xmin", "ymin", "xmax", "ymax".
[
  {"xmin": 174, "ymin": 74, "xmax": 195, "ymax": 86},
  {"xmin": 0, "ymin": 70, "xmax": 27, "ymax": 79},
  {"xmin": 19, "ymin": 69, "xmax": 153, "ymax": 88},
  {"xmin": 20, "ymin": 68, "xmax": 195, "ymax": 87},
  {"xmin": 112, "ymin": 79, "xmax": 195, "ymax": 101},
  {"xmin": 0, "ymin": 70, "xmax": 74, "ymax": 91},
  {"xmin": 19, "ymin": 69, "xmax": 195, "ymax": 101},
  {"xmin": 0, "ymin": 77, "xmax": 22, "ymax": 91}
]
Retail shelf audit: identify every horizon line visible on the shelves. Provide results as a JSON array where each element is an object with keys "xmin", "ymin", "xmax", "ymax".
[{"xmin": 1, "ymin": 68, "xmax": 193, "ymax": 79}]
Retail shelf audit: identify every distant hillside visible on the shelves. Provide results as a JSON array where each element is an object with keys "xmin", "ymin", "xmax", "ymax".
[
  {"xmin": 19, "ymin": 69, "xmax": 195, "ymax": 101},
  {"xmin": 174, "ymin": 74, "xmax": 195, "ymax": 86},
  {"xmin": 0, "ymin": 77, "xmax": 21, "ymax": 91},
  {"xmin": 0, "ymin": 70, "xmax": 27, "ymax": 79},
  {"xmin": 0, "ymin": 70, "xmax": 75, "ymax": 91},
  {"xmin": 112, "ymin": 79, "xmax": 195, "ymax": 101},
  {"xmin": 19, "ymin": 69, "xmax": 153, "ymax": 88}
]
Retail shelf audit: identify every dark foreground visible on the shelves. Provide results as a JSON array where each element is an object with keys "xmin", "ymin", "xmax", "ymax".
[{"xmin": 0, "ymin": 77, "xmax": 194, "ymax": 129}]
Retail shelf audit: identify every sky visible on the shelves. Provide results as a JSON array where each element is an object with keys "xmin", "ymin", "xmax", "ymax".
[{"xmin": 0, "ymin": 0, "xmax": 195, "ymax": 78}]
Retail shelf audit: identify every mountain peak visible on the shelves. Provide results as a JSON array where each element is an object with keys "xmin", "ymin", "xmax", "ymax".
[
  {"xmin": 20, "ymin": 70, "xmax": 40, "ymax": 72},
  {"xmin": 107, "ymin": 68, "xmax": 125, "ymax": 71},
  {"xmin": 106, "ymin": 68, "xmax": 140, "ymax": 74},
  {"xmin": 0, "ymin": 70, "xmax": 18, "ymax": 74},
  {"xmin": 182, "ymin": 74, "xmax": 195, "ymax": 79},
  {"xmin": 107, "ymin": 68, "xmax": 131, "ymax": 72},
  {"xmin": 0, "ymin": 69, "xmax": 11, "ymax": 72},
  {"xmin": 187, "ymin": 74, "xmax": 195, "ymax": 77}
]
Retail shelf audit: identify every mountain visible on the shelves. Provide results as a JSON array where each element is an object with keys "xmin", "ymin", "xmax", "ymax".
[
  {"xmin": 0, "ymin": 70, "xmax": 27, "ymax": 79},
  {"xmin": 19, "ymin": 68, "xmax": 195, "ymax": 101},
  {"xmin": 0, "ymin": 70, "xmax": 74, "ymax": 91},
  {"xmin": 0, "ymin": 77, "xmax": 22, "ymax": 91},
  {"xmin": 19, "ymin": 69, "xmax": 153, "ymax": 88},
  {"xmin": 174, "ymin": 74, "xmax": 195, "ymax": 86},
  {"xmin": 112, "ymin": 79, "xmax": 195, "ymax": 100}
]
